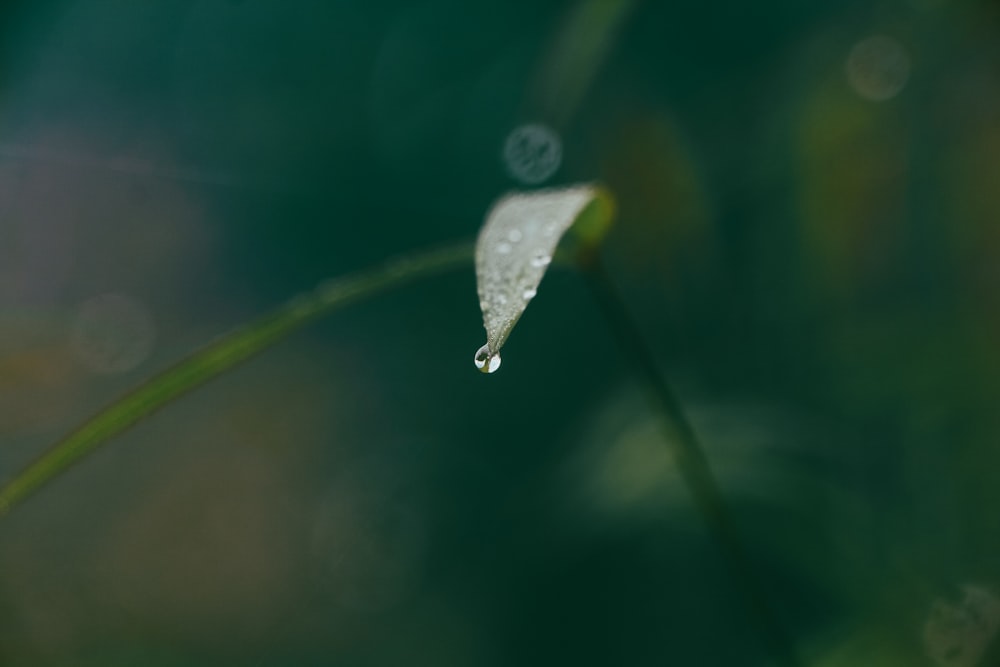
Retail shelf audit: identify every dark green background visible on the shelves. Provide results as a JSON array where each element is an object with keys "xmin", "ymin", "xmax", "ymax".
[{"xmin": 2, "ymin": 0, "xmax": 999, "ymax": 665}]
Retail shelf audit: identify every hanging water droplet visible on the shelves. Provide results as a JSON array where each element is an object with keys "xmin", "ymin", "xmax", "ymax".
[
  {"xmin": 522, "ymin": 288, "xmax": 537, "ymax": 300},
  {"xmin": 496, "ymin": 242, "xmax": 512, "ymax": 254},
  {"xmin": 507, "ymin": 229, "xmax": 523, "ymax": 243},
  {"xmin": 474, "ymin": 344, "xmax": 501, "ymax": 373},
  {"xmin": 530, "ymin": 253, "xmax": 552, "ymax": 268}
]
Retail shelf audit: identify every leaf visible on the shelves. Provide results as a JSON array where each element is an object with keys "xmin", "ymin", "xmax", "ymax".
[
  {"xmin": 0, "ymin": 243, "xmax": 473, "ymax": 515},
  {"xmin": 474, "ymin": 183, "xmax": 614, "ymax": 373}
]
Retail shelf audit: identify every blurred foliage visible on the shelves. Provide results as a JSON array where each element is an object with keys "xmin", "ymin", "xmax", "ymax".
[{"xmin": 2, "ymin": 0, "xmax": 1000, "ymax": 665}]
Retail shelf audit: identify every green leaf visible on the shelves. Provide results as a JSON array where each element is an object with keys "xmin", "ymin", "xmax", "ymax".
[
  {"xmin": 0, "ymin": 243, "xmax": 473, "ymax": 515},
  {"xmin": 474, "ymin": 183, "xmax": 614, "ymax": 373}
]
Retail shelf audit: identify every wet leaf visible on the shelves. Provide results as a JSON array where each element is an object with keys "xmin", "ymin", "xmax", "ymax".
[{"xmin": 474, "ymin": 183, "xmax": 614, "ymax": 373}]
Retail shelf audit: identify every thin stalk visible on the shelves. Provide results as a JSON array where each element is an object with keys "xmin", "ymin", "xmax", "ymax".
[
  {"xmin": 0, "ymin": 242, "xmax": 474, "ymax": 515},
  {"xmin": 580, "ymin": 252, "xmax": 803, "ymax": 667}
]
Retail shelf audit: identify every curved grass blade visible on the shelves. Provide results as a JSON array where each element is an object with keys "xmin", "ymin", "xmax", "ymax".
[
  {"xmin": 529, "ymin": 0, "xmax": 636, "ymax": 128},
  {"xmin": 0, "ymin": 242, "xmax": 473, "ymax": 515},
  {"xmin": 581, "ymin": 257, "xmax": 804, "ymax": 667},
  {"xmin": 474, "ymin": 183, "xmax": 614, "ymax": 373}
]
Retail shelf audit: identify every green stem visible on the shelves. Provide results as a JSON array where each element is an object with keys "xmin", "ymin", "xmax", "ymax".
[
  {"xmin": 580, "ymin": 252, "xmax": 803, "ymax": 667},
  {"xmin": 0, "ymin": 242, "xmax": 474, "ymax": 515}
]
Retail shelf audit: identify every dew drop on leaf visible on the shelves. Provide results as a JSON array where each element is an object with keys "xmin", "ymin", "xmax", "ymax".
[{"xmin": 530, "ymin": 253, "xmax": 552, "ymax": 268}]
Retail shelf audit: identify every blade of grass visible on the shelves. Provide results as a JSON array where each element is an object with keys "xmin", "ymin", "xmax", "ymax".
[
  {"xmin": 580, "ymin": 251, "xmax": 804, "ymax": 667},
  {"xmin": 528, "ymin": 0, "xmax": 637, "ymax": 128},
  {"xmin": 0, "ymin": 242, "xmax": 474, "ymax": 516}
]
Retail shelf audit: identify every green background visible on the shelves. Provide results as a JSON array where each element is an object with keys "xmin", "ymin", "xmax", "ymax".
[{"xmin": 2, "ymin": 0, "xmax": 999, "ymax": 664}]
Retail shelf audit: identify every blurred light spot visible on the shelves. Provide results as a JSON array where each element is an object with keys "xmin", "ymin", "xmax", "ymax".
[
  {"xmin": 562, "ymin": 388, "xmax": 804, "ymax": 524},
  {"xmin": 845, "ymin": 35, "xmax": 910, "ymax": 102},
  {"xmin": 502, "ymin": 123, "xmax": 562, "ymax": 185},
  {"xmin": 70, "ymin": 293, "xmax": 155, "ymax": 374},
  {"xmin": 586, "ymin": 417, "xmax": 673, "ymax": 513},
  {"xmin": 924, "ymin": 585, "xmax": 1000, "ymax": 667}
]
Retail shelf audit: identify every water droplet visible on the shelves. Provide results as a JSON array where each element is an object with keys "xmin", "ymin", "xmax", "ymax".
[
  {"xmin": 496, "ymin": 294, "xmax": 508, "ymax": 305},
  {"xmin": 507, "ymin": 229, "xmax": 523, "ymax": 243},
  {"xmin": 522, "ymin": 288, "xmax": 537, "ymax": 300},
  {"xmin": 474, "ymin": 344, "xmax": 501, "ymax": 373},
  {"xmin": 496, "ymin": 242, "xmax": 512, "ymax": 254},
  {"xmin": 530, "ymin": 253, "xmax": 552, "ymax": 268}
]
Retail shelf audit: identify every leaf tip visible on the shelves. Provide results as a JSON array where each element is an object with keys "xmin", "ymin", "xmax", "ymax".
[{"xmin": 569, "ymin": 184, "xmax": 616, "ymax": 251}]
